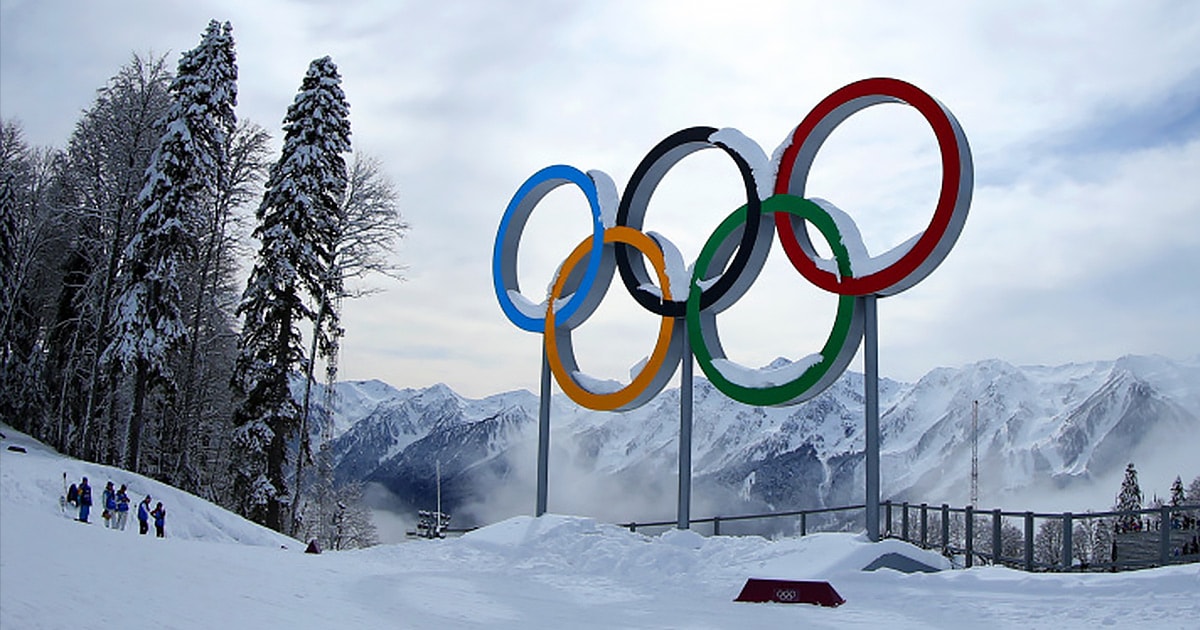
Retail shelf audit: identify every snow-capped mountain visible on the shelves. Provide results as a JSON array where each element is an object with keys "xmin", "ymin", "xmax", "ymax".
[{"xmin": 314, "ymin": 355, "xmax": 1200, "ymax": 528}]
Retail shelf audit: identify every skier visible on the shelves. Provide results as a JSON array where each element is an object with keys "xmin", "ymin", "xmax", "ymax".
[
  {"xmin": 114, "ymin": 484, "xmax": 131, "ymax": 531},
  {"xmin": 77, "ymin": 477, "xmax": 92, "ymax": 523},
  {"xmin": 137, "ymin": 495, "xmax": 152, "ymax": 535},
  {"xmin": 66, "ymin": 481, "xmax": 78, "ymax": 508},
  {"xmin": 102, "ymin": 481, "xmax": 116, "ymax": 528},
  {"xmin": 151, "ymin": 502, "xmax": 166, "ymax": 538}
]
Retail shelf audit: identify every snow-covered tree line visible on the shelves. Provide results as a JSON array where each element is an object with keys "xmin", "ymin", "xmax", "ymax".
[{"xmin": 0, "ymin": 20, "xmax": 403, "ymax": 546}]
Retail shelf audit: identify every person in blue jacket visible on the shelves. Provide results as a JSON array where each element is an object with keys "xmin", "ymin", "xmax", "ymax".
[
  {"xmin": 137, "ymin": 495, "xmax": 152, "ymax": 535},
  {"xmin": 114, "ymin": 484, "xmax": 131, "ymax": 531},
  {"xmin": 151, "ymin": 502, "xmax": 166, "ymax": 538},
  {"xmin": 101, "ymin": 481, "xmax": 116, "ymax": 528},
  {"xmin": 77, "ymin": 477, "xmax": 92, "ymax": 523}
]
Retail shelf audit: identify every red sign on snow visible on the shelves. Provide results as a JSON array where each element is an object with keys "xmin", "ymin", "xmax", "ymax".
[{"xmin": 734, "ymin": 578, "xmax": 845, "ymax": 607}]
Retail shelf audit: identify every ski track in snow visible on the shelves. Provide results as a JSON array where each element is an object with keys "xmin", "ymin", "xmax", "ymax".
[{"xmin": 2, "ymin": 424, "xmax": 1198, "ymax": 629}]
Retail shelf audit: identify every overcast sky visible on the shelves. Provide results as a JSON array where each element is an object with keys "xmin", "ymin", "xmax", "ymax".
[{"xmin": 2, "ymin": 0, "xmax": 1198, "ymax": 399}]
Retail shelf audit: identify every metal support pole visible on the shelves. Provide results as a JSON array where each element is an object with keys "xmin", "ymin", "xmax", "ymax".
[
  {"xmin": 992, "ymin": 509, "xmax": 1002, "ymax": 565},
  {"xmin": 713, "ymin": 516, "xmax": 721, "ymax": 536},
  {"xmin": 1024, "ymin": 512, "xmax": 1034, "ymax": 571},
  {"xmin": 942, "ymin": 504, "xmax": 950, "ymax": 552},
  {"xmin": 885, "ymin": 500, "xmax": 893, "ymax": 537},
  {"xmin": 1062, "ymin": 512, "xmax": 1073, "ymax": 571},
  {"xmin": 677, "ymin": 328, "xmax": 693, "ymax": 530},
  {"xmin": 921, "ymin": 504, "xmax": 929, "ymax": 548},
  {"xmin": 965, "ymin": 505, "xmax": 975, "ymax": 568},
  {"xmin": 800, "ymin": 512, "xmax": 807, "ymax": 536},
  {"xmin": 902, "ymin": 502, "xmax": 910, "ymax": 541},
  {"xmin": 863, "ymin": 295, "xmax": 881, "ymax": 542},
  {"xmin": 536, "ymin": 341, "xmax": 551, "ymax": 517},
  {"xmin": 435, "ymin": 459, "xmax": 442, "ymax": 538}
]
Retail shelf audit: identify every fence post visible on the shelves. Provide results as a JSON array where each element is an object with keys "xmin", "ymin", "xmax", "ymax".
[
  {"xmin": 1024, "ymin": 512, "xmax": 1034, "ymax": 572},
  {"xmin": 992, "ymin": 509, "xmax": 1002, "ymax": 565},
  {"xmin": 942, "ymin": 504, "xmax": 950, "ymax": 553},
  {"xmin": 921, "ymin": 503, "xmax": 929, "ymax": 548},
  {"xmin": 1062, "ymin": 512, "xmax": 1073, "ymax": 571},
  {"xmin": 902, "ymin": 502, "xmax": 910, "ymax": 541},
  {"xmin": 1160, "ymin": 505, "xmax": 1171, "ymax": 565},
  {"xmin": 713, "ymin": 516, "xmax": 721, "ymax": 537},
  {"xmin": 885, "ymin": 500, "xmax": 893, "ymax": 536},
  {"xmin": 965, "ymin": 505, "xmax": 975, "ymax": 568},
  {"xmin": 800, "ymin": 512, "xmax": 807, "ymax": 537}
]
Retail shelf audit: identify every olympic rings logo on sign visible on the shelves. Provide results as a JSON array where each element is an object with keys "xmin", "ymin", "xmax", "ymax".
[
  {"xmin": 494, "ymin": 77, "xmax": 972, "ymax": 412},
  {"xmin": 775, "ymin": 588, "xmax": 800, "ymax": 602}
]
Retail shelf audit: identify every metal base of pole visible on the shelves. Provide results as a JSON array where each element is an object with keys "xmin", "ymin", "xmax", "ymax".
[
  {"xmin": 678, "ymin": 328, "xmax": 692, "ymax": 530},
  {"xmin": 863, "ymin": 295, "xmax": 880, "ymax": 542},
  {"xmin": 536, "ymin": 341, "xmax": 550, "ymax": 517}
]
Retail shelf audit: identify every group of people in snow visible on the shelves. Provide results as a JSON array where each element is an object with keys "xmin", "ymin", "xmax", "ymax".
[{"xmin": 65, "ymin": 476, "xmax": 166, "ymax": 537}]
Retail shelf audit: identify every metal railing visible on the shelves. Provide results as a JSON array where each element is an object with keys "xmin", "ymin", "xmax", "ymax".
[
  {"xmin": 620, "ymin": 504, "xmax": 866, "ymax": 537},
  {"xmin": 879, "ymin": 501, "xmax": 1200, "ymax": 572},
  {"xmin": 615, "ymin": 501, "xmax": 1200, "ymax": 572}
]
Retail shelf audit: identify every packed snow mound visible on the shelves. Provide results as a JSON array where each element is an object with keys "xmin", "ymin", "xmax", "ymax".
[
  {"xmin": 0, "ymin": 423, "xmax": 296, "ymax": 548},
  {"xmin": 461, "ymin": 514, "xmax": 950, "ymax": 582}
]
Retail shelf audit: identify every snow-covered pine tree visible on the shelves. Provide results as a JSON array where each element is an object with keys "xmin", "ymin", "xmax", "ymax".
[
  {"xmin": 288, "ymin": 56, "xmax": 352, "ymax": 535},
  {"xmin": 1114, "ymin": 462, "xmax": 1143, "ymax": 531},
  {"xmin": 106, "ymin": 21, "xmax": 238, "ymax": 473},
  {"xmin": 0, "ymin": 122, "xmax": 56, "ymax": 440},
  {"xmin": 1169, "ymin": 476, "xmax": 1185, "ymax": 506},
  {"xmin": 1188, "ymin": 476, "xmax": 1200, "ymax": 503},
  {"xmin": 231, "ymin": 56, "xmax": 350, "ymax": 533}
]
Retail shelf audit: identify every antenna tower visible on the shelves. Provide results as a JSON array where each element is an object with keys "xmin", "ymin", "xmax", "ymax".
[{"xmin": 971, "ymin": 399, "xmax": 979, "ymax": 506}]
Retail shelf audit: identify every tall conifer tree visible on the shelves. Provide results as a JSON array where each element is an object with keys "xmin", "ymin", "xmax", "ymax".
[
  {"xmin": 1169, "ymin": 476, "xmax": 1185, "ymax": 507},
  {"xmin": 106, "ymin": 21, "xmax": 238, "ymax": 472},
  {"xmin": 231, "ymin": 56, "xmax": 350, "ymax": 532},
  {"xmin": 1114, "ymin": 462, "xmax": 1143, "ymax": 531}
]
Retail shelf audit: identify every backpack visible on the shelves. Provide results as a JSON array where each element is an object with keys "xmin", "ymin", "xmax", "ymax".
[{"xmin": 67, "ymin": 484, "xmax": 78, "ymax": 504}]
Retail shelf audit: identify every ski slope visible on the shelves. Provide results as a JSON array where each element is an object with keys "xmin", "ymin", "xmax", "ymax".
[{"xmin": 1, "ymin": 425, "xmax": 1197, "ymax": 629}]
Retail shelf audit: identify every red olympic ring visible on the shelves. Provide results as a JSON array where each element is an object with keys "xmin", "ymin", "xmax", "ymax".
[{"xmin": 774, "ymin": 77, "xmax": 973, "ymax": 297}]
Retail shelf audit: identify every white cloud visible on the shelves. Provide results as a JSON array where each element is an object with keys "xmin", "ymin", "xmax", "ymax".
[{"xmin": 2, "ymin": 0, "xmax": 1198, "ymax": 396}]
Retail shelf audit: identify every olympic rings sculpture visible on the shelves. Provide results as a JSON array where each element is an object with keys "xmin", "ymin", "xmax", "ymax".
[{"xmin": 494, "ymin": 77, "xmax": 972, "ymax": 411}]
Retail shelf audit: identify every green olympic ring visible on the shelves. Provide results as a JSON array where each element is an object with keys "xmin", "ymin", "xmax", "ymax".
[{"xmin": 688, "ymin": 194, "xmax": 864, "ymax": 407}]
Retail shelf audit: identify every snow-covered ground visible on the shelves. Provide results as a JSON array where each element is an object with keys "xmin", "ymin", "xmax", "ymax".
[{"xmin": 2, "ymin": 425, "xmax": 1197, "ymax": 629}]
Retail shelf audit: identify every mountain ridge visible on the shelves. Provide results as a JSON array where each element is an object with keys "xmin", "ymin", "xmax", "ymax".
[{"xmin": 313, "ymin": 354, "xmax": 1200, "ymax": 529}]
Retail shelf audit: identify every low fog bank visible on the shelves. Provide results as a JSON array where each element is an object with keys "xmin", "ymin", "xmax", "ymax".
[
  {"xmin": 361, "ymin": 428, "xmax": 1198, "ymax": 539},
  {"xmin": 361, "ymin": 482, "xmax": 415, "ymax": 544}
]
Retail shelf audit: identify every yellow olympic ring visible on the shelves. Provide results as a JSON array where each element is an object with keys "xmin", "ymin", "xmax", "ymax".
[{"xmin": 545, "ymin": 226, "xmax": 684, "ymax": 411}]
